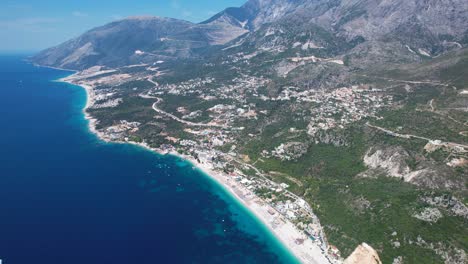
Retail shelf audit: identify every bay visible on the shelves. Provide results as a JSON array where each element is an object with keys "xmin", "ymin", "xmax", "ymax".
[{"xmin": 0, "ymin": 55, "xmax": 299, "ymax": 264}]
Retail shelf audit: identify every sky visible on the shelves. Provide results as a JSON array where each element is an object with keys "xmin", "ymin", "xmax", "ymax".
[{"xmin": 0, "ymin": 0, "xmax": 247, "ymax": 52}]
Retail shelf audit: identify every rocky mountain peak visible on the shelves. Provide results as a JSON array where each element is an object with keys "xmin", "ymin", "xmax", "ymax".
[{"xmin": 32, "ymin": 0, "xmax": 468, "ymax": 70}]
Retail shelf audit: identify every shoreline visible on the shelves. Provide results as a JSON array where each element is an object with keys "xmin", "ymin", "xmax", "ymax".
[{"xmin": 59, "ymin": 74, "xmax": 334, "ymax": 264}]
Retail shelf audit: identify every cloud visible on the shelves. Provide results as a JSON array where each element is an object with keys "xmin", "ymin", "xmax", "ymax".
[
  {"xmin": 72, "ymin": 11, "xmax": 89, "ymax": 18},
  {"xmin": 0, "ymin": 17, "xmax": 60, "ymax": 33}
]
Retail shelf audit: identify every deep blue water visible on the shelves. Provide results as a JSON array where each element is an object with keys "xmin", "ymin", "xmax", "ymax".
[{"xmin": 0, "ymin": 55, "xmax": 299, "ymax": 264}]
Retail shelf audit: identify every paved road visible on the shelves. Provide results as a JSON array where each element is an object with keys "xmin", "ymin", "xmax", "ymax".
[
  {"xmin": 152, "ymin": 98, "xmax": 228, "ymax": 128},
  {"xmin": 366, "ymin": 123, "xmax": 468, "ymax": 150}
]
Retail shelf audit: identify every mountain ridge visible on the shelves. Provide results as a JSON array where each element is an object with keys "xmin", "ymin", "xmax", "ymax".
[{"xmin": 32, "ymin": 0, "xmax": 468, "ymax": 70}]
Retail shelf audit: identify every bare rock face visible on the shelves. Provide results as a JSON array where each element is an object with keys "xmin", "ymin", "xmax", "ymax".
[
  {"xmin": 360, "ymin": 146, "xmax": 465, "ymax": 190},
  {"xmin": 344, "ymin": 243, "xmax": 382, "ymax": 264},
  {"xmin": 413, "ymin": 207, "xmax": 443, "ymax": 223},
  {"xmin": 271, "ymin": 141, "xmax": 308, "ymax": 161},
  {"xmin": 421, "ymin": 195, "xmax": 468, "ymax": 220},
  {"xmin": 316, "ymin": 0, "xmax": 468, "ymax": 44},
  {"xmin": 362, "ymin": 146, "xmax": 411, "ymax": 179},
  {"xmin": 33, "ymin": 0, "xmax": 468, "ymax": 70},
  {"xmin": 230, "ymin": 0, "xmax": 468, "ymax": 62},
  {"xmin": 392, "ymin": 256, "xmax": 404, "ymax": 264}
]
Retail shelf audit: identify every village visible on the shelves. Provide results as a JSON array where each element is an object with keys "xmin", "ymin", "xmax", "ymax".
[{"xmin": 67, "ymin": 67, "xmax": 398, "ymax": 263}]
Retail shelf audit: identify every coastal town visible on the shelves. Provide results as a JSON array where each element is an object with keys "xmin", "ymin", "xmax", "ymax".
[
  {"xmin": 59, "ymin": 62, "xmax": 405, "ymax": 264},
  {"xmin": 19, "ymin": 0, "xmax": 468, "ymax": 263},
  {"xmin": 58, "ymin": 39, "xmax": 468, "ymax": 264},
  {"xmin": 58, "ymin": 40, "xmax": 468, "ymax": 263}
]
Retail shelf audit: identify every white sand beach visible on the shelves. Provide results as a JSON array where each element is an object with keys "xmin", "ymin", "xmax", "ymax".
[{"xmin": 61, "ymin": 76, "xmax": 335, "ymax": 264}]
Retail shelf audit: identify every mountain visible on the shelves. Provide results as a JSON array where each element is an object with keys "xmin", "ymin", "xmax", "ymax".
[
  {"xmin": 314, "ymin": 0, "xmax": 468, "ymax": 53},
  {"xmin": 32, "ymin": 16, "xmax": 247, "ymax": 70},
  {"xmin": 201, "ymin": 0, "xmax": 322, "ymax": 30},
  {"xmin": 33, "ymin": 17, "xmax": 191, "ymax": 70},
  {"xmin": 31, "ymin": 1, "xmax": 468, "ymax": 263},
  {"xmin": 32, "ymin": 0, "xmax": 468, "ymax": 70},
  {"xmin": 222, "ymin": 0, "xmax": 467, "ymax": 57}
]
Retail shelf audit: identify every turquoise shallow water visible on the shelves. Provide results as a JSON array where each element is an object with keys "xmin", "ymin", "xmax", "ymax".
[{"xmin": 0, "ymin": 55, "xmax": 300, "ymax": 264}]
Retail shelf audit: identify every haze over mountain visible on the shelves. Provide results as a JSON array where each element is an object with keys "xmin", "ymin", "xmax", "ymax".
[
  {"xmin": 32, "ymin": 15, "xmax": 247, "ymax": 70},
  {"xmin": 33, "ymin": 0, "xmax": 468, "ymax": 70}
]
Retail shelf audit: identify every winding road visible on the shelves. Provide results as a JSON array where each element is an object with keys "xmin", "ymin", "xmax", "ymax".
[
  {"xmin": 366, "ymin": 123, "xmax": 468, "ymax": 150},
  {"xmin": 151, "ymin": 98, "xmax": 228, "ymax": 129}
]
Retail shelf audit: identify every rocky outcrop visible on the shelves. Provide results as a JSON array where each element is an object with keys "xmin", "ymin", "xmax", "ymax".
[
  {"xmin": 221, "ymin": 0, "xmax": 468, "ymax": 64},
  {"xmin": 421, "ymin": 195, "xmax": 468, "ymax": 220},
  {"xmin": 315, "ymin": 0, "xmax": 468, "ymax": 51},
  {"xmin": 271, "ymin": 141, "xmax": 309, "ymax": 161},
  {"xmin": 392, "ymin": 256, "xmax": 404, "ymax": 264},
  {"xmin": 413, "ymin": 207, "xmax": 443, "ymax": 223},
  {"xmin": 344, "ymin": 243, "xmax": 382, "ymax": 264},
  {"xmin": 312, "ymin": 130, "xmax": 349, "ymax": 147},
  {"xmin": 359, "ymin": 146, "xmax": 465, "ymax": 190},
  {"xmin": 362, "ymin": 146, "xmax": 411, "ymax": 178},
  {"xmin": 412, "ymin": 238, "xmax": 468, "ymax": 264}
]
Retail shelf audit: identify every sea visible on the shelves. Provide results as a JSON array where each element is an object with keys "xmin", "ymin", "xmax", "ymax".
[{"xmin": 0, "ymin": 55, "xmax": 300, "ymax": 264}]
